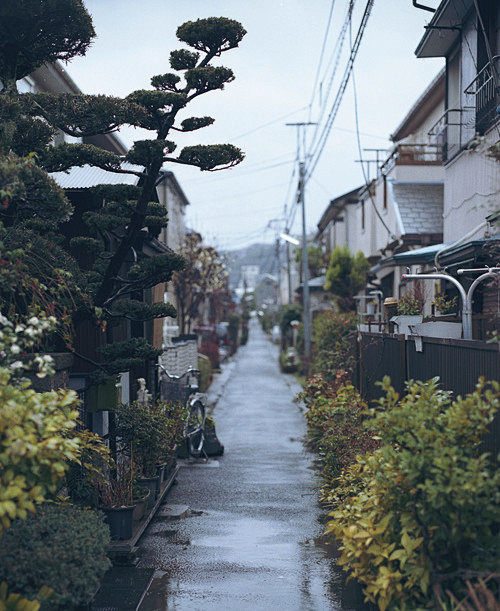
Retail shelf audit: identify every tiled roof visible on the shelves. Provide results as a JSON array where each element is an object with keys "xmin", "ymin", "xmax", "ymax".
[
  {"xmin": 391, "ymin": 182, "xmax": 443, "ymax": 235},
  {"xmin": 50, "ymin": 163, "xmax": 141, "ymax": 189}
]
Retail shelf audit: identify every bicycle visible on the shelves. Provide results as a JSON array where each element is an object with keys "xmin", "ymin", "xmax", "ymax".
[{"xmin": 158, "ymin": 364, "xmax": 206, "ymax": 458}]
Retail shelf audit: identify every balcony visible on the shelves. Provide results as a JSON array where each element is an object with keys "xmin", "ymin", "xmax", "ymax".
[
  {"xmin": 380, "ymin": 143, "xmax": 443, "ymax": 174},
  {"xmin": 428, "ymin": 107, "xmax": 476, "ymax": 162},
  {"xmin": 464, "ymin": 56, "xmax": 500, "ymax": 135}
]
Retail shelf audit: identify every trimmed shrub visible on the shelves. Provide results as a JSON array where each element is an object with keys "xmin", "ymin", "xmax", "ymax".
[
  {"xmin": 299, "ymin": 372, "xmax": 378, "ymax": 485},
  {"xmin": 198, "ymin": 354, "xmax": 212, "ymax": 392},
  {"xmin": 199, "ymin": 340, "xmax": 220, "ymax": 369},
  {"xmin": 326, "ymin": 377, "xmax": 500, "ymax": 610},
  {"xmin": 0, "ymin": 503, "xmax": 111, "ymax": 610},
  {"xmin": 311, "ymin": 311, "xmax": 357, "ymax": 381}
]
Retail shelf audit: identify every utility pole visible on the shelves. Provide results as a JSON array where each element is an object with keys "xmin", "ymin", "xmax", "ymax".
[
  {"xmin": 298, "ymin": 161, "xmax": 311, "ymax": 359},
  {"xmin": 286, "ymin": 121, "xmax": 315, "ymax": 361}
]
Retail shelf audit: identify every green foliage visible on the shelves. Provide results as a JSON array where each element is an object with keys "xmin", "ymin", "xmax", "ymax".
[
  {"xmin": 28, "ymin": 93, "xmax": 144, "ymax": 138},
  {"xmin": 176, "ymin": 17, "xmax": 246, "ymax": 56},
  {"xmin": 97, "ymin": 338, "xmax": 162, "ymax": 375},
  {"xmin": 0, "ymin": 581, "xmax": 50, "ymax": 611},
  {"xmin": 434, "ymin": 293, "xmax": 458, "ymax": 315},
  {"xmin": 151, "ymin": 72, "xmax": 181, "ymax": 91},
  {"xmin": 125, "ymin": 139, "xmax": 176, "ymax": 166},
  {"xmin": 397, "ymin": 291, "xmax": 424, "ymax": 315},
  {"xmin": 127, "ymin": 252, "xmax": 185, "ymax": 287},
  {"xmin": 279, "ymin": 303, "xmax": 303, "ymax": 336},
  {"xmin": 294, "ymin": 244, "xmax": 328, "ymax": 278},
  {"xmin": 326, "ymin": 377, "xmax": 500, "ymax": 609},
  {"xmin": 40, "ymin": 142, "xmax": 121, "ymax": 173},
  {"xmin": 0, "ymin": 154, "xmax": 71, "ymax": 227},
  {"xmin": 311, "ymin": 311, "xmax": 357, "ymax": 381},
  {"xmin": 0, "ymin": 313, "xmax": 81, "ymax": 534},
  {"xmin": 0, "ymin": 0, "xmax": 94, "ymax": 85},
  {"xmin": 197, "ymin": 355, "xmax": 212, "ymax": 392},
  {"xmin": 0, "ymin": 503, "xmax": 110, "ymax": 611},
  {"xmin": 324, "ymin": 246, "xmax": 370, "ymax": 311},
  {"xmin": 185, "ymin": 66, "xmax": 235, "ymax": 93},
  {"xmin": 178, "ymin": 144, "xmax": 244, "ymax": 170},
  {"xmin": 108, "ymin": 299, "xmax": 176, "ymax": 322},
  {"xmin": 179, "ymin": 116, "xmax": 215, "ymax": 132},
  {"xmin": 279, "ymin": 347, "xmax": 300, "ymax": 373},
  {"xmin": 299, "ymin": 373, "xmax": 378, "ymax": 485},
  {"xmin": 0, "ymin": 10, "xmax": 246, "ymax": 382},
  {"xmin": 169, "ymin": 49, "xmax": 199, "ymax": 71},
  {"xmin": 114, "ymin": 400, "xmax": 188, "ymax": 476}
]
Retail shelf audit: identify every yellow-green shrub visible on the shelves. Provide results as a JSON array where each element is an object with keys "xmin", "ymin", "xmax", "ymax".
[
  {"xmin": 326, "ymin": 377, "xmax": 500, "ymax": 609},
  {"xmin": 0, "ymin": 367, "xmax": 80, "ymax": 535}
]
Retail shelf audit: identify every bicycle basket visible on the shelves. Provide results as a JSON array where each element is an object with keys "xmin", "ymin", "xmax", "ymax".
[{"xmin": 160, "ymin": 379, "xmax": 191, "ymax": 405}]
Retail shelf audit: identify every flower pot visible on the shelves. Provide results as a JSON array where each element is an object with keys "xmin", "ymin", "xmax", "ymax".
[
  {"xmin": 136, "ymin": 475, "xmax": 159, "ymax": 508},
  {"xmin": 101, "ymin": 505, "xmax": 136, "ymax": 540},
  {"xmin": 155, "ymin": 464, "xmax": 165, "ymax": 494},
  {"xmin": 133, "ymin": 487, "xmax": 151, "ymax": 522}
]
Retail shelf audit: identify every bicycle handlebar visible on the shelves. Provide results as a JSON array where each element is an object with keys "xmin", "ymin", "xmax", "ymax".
[{"xmin": 158, "ymin": 364, "xmax": 200, "ymax": 380}]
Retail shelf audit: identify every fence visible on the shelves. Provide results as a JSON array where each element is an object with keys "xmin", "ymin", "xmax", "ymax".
[{"xmin": 357, "ymin": 332, "xmax": 500, "ymax": 458}]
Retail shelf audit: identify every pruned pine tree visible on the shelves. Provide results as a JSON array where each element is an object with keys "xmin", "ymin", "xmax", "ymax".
[{"xmin": 0, "ymin": 0, "xmax": 245, "ymax": 381}]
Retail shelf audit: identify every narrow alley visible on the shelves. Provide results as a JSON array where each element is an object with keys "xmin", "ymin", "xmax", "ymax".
[{"xmin": 136, "ymin": 318, "xmax": 364, "ymax": 610}]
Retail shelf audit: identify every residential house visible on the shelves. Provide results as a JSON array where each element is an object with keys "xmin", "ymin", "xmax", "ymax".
[
  {"xmin": 414, "ymin": 0, "xmax": 500, "ymax": 338},
  {"xmin": 315, "ymin": 186, "xmax": 363, "ymax": 254},
  {"xmin": 316, "ymin": 69, "xmax": 446, "ymax": 319}
]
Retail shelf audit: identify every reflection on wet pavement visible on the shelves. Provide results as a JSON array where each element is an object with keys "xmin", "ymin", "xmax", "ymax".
[{"xmin": 138, "ymin": 319, "xmax": 364, "ymax": 610}]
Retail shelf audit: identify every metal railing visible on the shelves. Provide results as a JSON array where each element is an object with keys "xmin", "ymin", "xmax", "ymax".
[
  {"xmin": 428, "ymin": 107, "xmax": 476, "ymax": 161},
  {"xmin": 464, "ymin": 56, "xmax": 500, "ymax": 134},
  {"xmin": 380, "ymin": 143, "xmax": 442, "ymax": 174}
]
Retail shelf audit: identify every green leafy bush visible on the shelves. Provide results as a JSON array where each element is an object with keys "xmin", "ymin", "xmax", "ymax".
[
  {"xmin": 311, "ymin": 311, "xmax": 357, "ymax": 381},
  {"xmin": 0, "ymin": 503, "xmax": 110, "ymax": 610},
  {"xmin": 326, "ymin": 377, "xmax": 500, "ymax": 610},
  {"xmin": 197, "ymin": 354, "xmax": 212, "ymax": 392},
  {"xmin": 299, "ymin": 372, "xmax": 378, "ymax": 485},
  {"xmin": 114, "ymin": 399, "xmax": 188, "ymax": 476}
]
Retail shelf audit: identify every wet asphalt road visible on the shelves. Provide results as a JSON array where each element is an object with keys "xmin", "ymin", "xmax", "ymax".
[{"xmin": 137, "ymin": 318, "xmax": 362, "ymax": 610}]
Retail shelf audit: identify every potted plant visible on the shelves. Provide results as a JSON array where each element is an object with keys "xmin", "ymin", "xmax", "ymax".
[
  {"xmin": 132, "ymin": 484, "xmax": 151, "ymax": 522},
  {"xmin": 391, "ymin": 290, "xmax": 424, "ymax": 336},
  {"xmin": 94, "ymin": 462, "xmax": 136, "ymax": 541},
  {"xmin": 434, "ymin": 293, "xmax": 458, "ymax": 316}
]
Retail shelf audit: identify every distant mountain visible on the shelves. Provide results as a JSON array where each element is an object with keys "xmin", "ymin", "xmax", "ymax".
[{"xmin": 223, "ymin": 243, "xmax": 279, "ymax": 290}]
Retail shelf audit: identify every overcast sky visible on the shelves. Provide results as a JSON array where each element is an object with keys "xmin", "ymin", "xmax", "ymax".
[{"xmin": 66, "ymin": 0, "xmax": 443, "ymax": 251}]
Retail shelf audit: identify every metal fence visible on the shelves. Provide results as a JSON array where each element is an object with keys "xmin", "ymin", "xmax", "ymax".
[{"xmin": 357, "ymin": 333, "xmax": 500, "ymax": 458}]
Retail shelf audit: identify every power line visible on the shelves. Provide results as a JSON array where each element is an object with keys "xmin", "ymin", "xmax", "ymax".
[
  {"xmin": 306, "ymin": 0, "xmax": 375, "ymax": 183},
  {"xmin": 307, "ymin": 1, "xmax": 354, "ymax": 157},
  {"xmin": 308, "ymin": 0, "xmax": 338, "ymax": 122},
  {"xmin": 350, "ymin": 19, "xmax": 395, "ymax": 239}
]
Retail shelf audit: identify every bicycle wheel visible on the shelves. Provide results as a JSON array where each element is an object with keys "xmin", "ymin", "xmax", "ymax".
[{"xmin": 186, "ymin": 400, "xmax": 205, "ymax": 457}]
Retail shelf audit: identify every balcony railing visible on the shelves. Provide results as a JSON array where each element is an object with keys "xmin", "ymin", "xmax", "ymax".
[
  {"xmin": 380, "ymin": 143, "xmax": 443, "ymax": 174},
  {"xmin": 428, "ymin": 107, "xmax": 476, "ymax": 162},
  {"xmin": 464, "ymin": 56, "xmax": 500, "ymax": 134}
]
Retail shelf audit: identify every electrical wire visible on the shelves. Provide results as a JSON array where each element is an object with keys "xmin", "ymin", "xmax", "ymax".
[
  {"xmin": 307, "ymin": 1, "xmax": 354, "ymax": 161},
  {"xmin": 308, "ymin": 0, "xmax": 338, "ymax": 122},
  {"xmin": 350, "ymin": 18, "xmax": 395, "ymax": 240},
  {"xmin": 306, "ymin": 0, "xmax": 375, "ymax": 183}
]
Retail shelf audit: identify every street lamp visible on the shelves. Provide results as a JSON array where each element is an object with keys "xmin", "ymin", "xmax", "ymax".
[{"xmin": 280, "ymin": 233, "xmax": 300, "ymax": 246}]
